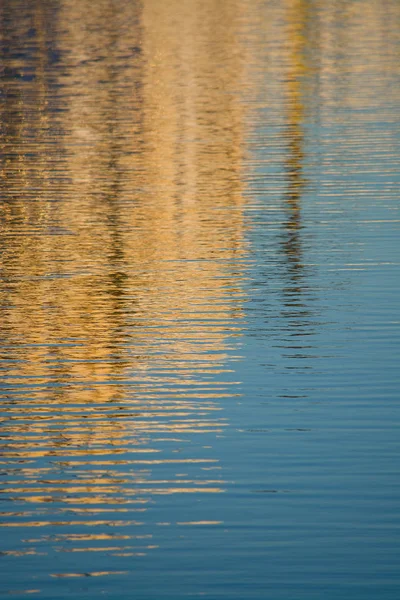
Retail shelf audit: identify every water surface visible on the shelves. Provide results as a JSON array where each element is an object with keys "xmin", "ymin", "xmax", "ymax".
[{"xmin": 0, "ymin": 1, "xmax": 399, "ymax": 598}]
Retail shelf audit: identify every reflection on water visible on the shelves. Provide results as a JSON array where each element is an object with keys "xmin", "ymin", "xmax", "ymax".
[
  {"xmin": 1, "ymin": 0, "xmax": 400, "ymax": 598},
  {"xmin": 0, "ymin": 0, "xmax": 246, "ymax": 583},
  {"xmin": 281, "ymin": 0, "xmax": 308, "ymax": 334}
]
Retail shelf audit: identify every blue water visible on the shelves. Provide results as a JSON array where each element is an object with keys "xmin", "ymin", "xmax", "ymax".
[{"xmin": 0, "ymin": 0, "xmax": 399, "ymax": 598}]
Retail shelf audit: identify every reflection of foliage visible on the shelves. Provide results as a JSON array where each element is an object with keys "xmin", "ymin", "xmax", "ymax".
[
  {"xmin": 0, "ymin": 0, "xmax": 247, "ymax": 389},
  {"xmin": 0, "ymin": 0, "xmax": 246, "ymax": 565},
  {"xmin": 282, "ymin": 0, "xmax": 307, "ymax": 273}
]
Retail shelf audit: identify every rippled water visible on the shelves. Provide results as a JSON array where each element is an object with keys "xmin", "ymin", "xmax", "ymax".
[{"xmin": 1, "ymin": 1, "xmax": 399, "ymax": 598}]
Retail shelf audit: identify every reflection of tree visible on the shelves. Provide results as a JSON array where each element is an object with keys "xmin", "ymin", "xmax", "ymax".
[
  {"xmin": 279, "ymin": 0, "xmax": 314, "ymax": 340},
  {"xmin": 283, "ymin": 99, "xmax": 304, "ymax": 279},
  {"xmin": 0, "ymin": 0, "xmax": 246, "ymax": 567},
  {"xmin": 282, "ymin": 0, "xmax": 306, "ymax": 282},
  {"xmin": 0, "ymin": 0, "xmax": 246, "ymax": 385}
]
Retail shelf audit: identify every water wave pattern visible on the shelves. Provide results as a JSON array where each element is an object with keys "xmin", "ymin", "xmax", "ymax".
[{"xmin": 1, "ymin": 0, "xmax": 399, "ymax": 598}]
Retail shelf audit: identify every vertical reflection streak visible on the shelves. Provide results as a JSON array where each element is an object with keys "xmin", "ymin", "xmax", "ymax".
[
  {"xmin": 0, "ymin": 0, "xmax": 247, "ymax": 578},
  {"xmin": 283, "ymin": 0, "xmax": 306, "ymax": 296}
]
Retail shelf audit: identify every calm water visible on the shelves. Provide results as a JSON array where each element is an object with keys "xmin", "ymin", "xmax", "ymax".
[{"xmin": 1, "ymin": 1, "xmax": 399, "ymax": 598}]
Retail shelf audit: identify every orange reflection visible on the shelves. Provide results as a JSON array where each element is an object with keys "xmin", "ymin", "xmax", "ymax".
[{"xmin": 0, "ymin": 0, "xmax": 246, "ymax": 566}]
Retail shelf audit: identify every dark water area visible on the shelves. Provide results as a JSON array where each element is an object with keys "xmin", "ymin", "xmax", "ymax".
[{"xmin": 0, "ymin": 1, "xmax": 399, "ymax": 598}]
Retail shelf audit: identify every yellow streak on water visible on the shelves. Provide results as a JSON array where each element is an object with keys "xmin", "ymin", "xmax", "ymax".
[{"xmin": 0, "ymin": 0, "xmax": 248, "ymax": 571}]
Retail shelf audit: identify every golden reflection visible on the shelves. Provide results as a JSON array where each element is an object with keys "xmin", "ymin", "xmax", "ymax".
[
  {"xmin": 0, "ymin": 0, "xmax": 246, "ymax": 567},
  {"xmin": 50, "ymin": 571, "xmax": 127, "ymax": 578},
  {"xmin": 2, "ymin": 0, "xmax": 399, "ymax": 586}
]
